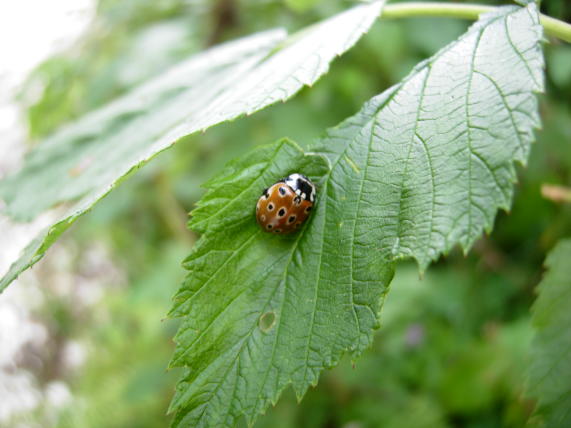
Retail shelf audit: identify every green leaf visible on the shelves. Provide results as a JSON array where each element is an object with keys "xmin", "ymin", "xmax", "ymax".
[
  {"xmin": 169, "ymin": 138, "xmax": 394, "ymax": 427},
  {"xmin": 312, "ymin": 4, "xmax": 544, "ymax": 270},
  {"xmin": 528, "ymin": 239, "xmax": 571, "ymax": 427},
  {"xmin": 169, "ymin": 4, "xmax": 544, "ymax": 427},
  {"xmin": 0, "ymin": 0, "xmax": 385, "ymax": 292}
]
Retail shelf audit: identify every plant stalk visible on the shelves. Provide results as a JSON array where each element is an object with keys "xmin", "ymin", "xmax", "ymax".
[{"xmin": 381, "ymin": 2, "xmax": 571, "ymax": 43}]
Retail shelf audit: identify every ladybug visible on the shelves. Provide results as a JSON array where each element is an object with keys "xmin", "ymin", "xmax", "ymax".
[{"xmin": 256, "ymin": 173, "xmax": 316, "ymax": 234}]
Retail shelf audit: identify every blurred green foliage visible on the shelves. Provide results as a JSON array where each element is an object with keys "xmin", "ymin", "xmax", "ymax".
[
  {"xmin": 528, "ymin": 240, "xmax": 571, "ymax": 428},
  {"xmin": 55, "ymin": 244, "xmax": 184, "ymax": 428},
  {"xmin": 12, "ymin": 0, "xmax": 571, "ymax": 427}
]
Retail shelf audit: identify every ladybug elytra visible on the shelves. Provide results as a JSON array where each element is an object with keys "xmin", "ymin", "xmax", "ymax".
[{"xmin": 256, "ymin": 173, "xmax": 316, "ymax": 234}]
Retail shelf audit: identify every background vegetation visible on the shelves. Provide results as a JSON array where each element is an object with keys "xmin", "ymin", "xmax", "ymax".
[{"xmin": 2, "ymin": 0, "xmax": 571, "ymax": 426}]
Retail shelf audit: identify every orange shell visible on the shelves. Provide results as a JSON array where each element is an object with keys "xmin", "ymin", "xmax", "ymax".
[{"xmin": 256, "ymin": 182, "xmax": 313, "ymax": 234}]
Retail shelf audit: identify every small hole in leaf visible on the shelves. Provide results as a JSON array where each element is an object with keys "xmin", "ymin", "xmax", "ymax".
[{"xmin": 259, "ymin": 311, "xmax": 276, "ymax": 333}]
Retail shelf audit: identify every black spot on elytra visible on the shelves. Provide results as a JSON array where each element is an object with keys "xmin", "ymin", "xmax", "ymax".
[
  {"xmin": 288, "ymin": 215, "xmax": 296, "ymax": 224},
  {"xmin": 278, "ymin": 187, "xmax": 286, "ymax": 196},
  {"xmin": 278, "ymin": 208, "xmax": 286, "ymax": 217},
  {"xmin": 268, "ymin": 203, "xmax": 274, "ymax": 211}
]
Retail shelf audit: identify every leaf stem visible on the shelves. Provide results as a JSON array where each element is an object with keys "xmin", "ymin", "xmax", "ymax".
[{"xmin": 381, "ymin": 2, "xmax": 571, "ymax": 43}]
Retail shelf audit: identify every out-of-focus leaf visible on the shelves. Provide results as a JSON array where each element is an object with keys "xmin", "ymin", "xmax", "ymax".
[
  {"xmin": 548, "ymin": 46, "xmax": 571, "ymax": 87},
  {"xmin": 285, "ymin": 0, "xmax": 322, "ymax": 13},
  {"xmin": 0, "ymin": 0, "xmax": 385, "ymax": 292},
  {"xmin": 169, "ymin": 5, "xmax": 544, "ymax": 427},
  {"xmin": 528, "ymin": 239, "xmax": 571, "ymax": 428}
]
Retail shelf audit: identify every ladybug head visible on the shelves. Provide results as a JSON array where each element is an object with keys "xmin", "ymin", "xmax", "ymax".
[{"xmin": 284, "ymin": 173, "xmax": 316, "ymax": 202}]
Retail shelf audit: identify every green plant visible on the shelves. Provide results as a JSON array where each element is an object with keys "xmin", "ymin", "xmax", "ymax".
[{"xmin": 1, "ymin": 1, "xmax": 570, "ymax": 427}]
